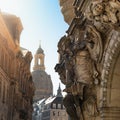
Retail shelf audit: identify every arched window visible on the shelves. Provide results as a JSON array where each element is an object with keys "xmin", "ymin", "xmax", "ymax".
[
  {"xmin": 38, "ymin": 58, "xmax": 41, "ymax": 65},
  {"xmin": 53, "ymin": 103, "xmax": 56, "ymax": 109},
  {"xmin": 53, "ymin": 111, "xmax": 55, "ymax": 116},
  {"xmin": 58, "ymin": 104, "xmax": 61, "ymax": 109}
]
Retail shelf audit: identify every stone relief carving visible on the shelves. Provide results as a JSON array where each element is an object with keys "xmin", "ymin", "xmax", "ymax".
[
  {"xmin": 85, "ymin": 25, "xmax": 103, "ymax": 63},
  {"xmin": 85, "ymin": 0, "xmax": 120, "ymax": 31},
  {"xmin": 55, "ymin": 25, "xmax": 103, "ymax": 119}
]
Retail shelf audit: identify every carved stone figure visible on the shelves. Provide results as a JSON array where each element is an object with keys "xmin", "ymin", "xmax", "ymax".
[
  {"xmin": 83, "ymin": 85, "xmax": 99, "ymax": 119},
  {"xmin": 55, "ymin": 35, "xmax": 75, "ymax": 88},
  {"xmin": 73, "ymin": 26, "xmax": 102, "ymax": 87},
  {"xmin": 55, "ymin": 25, "xmax": 103, "ymax": 120},
  {"xmin": 85, "ymin": 25, "xmax": 103, "ymax": 62},
  {"xmin": 55, "ymin": 35, "xmax": 84, "ymax": 119},
  {"xmin": 55, "ymin": 36, "xmax": 67, "ymax": 85}
]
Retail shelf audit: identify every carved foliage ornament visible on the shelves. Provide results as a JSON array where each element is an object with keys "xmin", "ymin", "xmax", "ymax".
[{"xmin": 85, "ymin": 0, "xmax": 120, "ymax": 31}]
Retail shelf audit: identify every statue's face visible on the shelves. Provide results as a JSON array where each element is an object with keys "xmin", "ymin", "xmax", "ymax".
[{"xmin": 93, "ymin": 3, "xmax": 104, "ymax": 16}]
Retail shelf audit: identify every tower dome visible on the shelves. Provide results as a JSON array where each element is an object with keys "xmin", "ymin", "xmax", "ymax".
[
  {"xmin": 36, "ymin": 45, "xmax": 44, "ymax": 54},
  {"xmin": 32, "ymin": 45, "xmax": 53, "ymax": 101}
]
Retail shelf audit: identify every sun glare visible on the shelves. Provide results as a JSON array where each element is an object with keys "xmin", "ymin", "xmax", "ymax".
[{"xmin": 0, "ymin": 0, "xmax": 20, "ymax": 14}]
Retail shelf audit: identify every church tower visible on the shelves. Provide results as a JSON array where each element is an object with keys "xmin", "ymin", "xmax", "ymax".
[
  {"xmin": 57, "ymin": 83, "xmax": 63, "ymax": 97},
  {"xmin": 32, "ymin": 44, "xmax": 53, "ymax": 101},
  {"xmin": 33, "ymin": 44, "xmax": 45, "ymax": 71}
]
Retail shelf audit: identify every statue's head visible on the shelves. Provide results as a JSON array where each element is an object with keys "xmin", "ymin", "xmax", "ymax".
[{"xmin": 92, "ymin": 3, "xmax": 104, "ymax": 16}]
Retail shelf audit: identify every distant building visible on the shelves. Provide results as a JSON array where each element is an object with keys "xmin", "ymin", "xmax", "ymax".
[
  {"xmin": 0, "ymin": 12, "xmax": 34, "ymax": 120},
  {"xmin": 42, "ymin": 84, "xmax": 69, "ymax": 120},
  {"xmin": 32, "ymin": 98, "xmax": 46, "ymax": 120},
  {"xmin": 32, "ymin": 84, "xmax": 69, "ymax": 120},
  {"xmin": 32, "ymin": 45, "xmax": 53, "ymax": 101}
]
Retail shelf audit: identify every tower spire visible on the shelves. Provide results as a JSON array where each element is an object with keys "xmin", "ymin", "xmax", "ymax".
[
  {"xmin": 57, "ymin": 83, "xmax": 63, "ymax": 97},
  {"xmin": 39, "ymin": 40, "xmax": 41, "ymax": 48}
]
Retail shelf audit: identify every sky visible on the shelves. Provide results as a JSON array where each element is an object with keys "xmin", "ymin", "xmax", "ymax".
[{"xmin": 0, "ymin": 0, "xmax": 68, "ymax": 95}]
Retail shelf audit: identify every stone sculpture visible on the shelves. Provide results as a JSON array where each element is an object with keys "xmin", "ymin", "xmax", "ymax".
[
  {"xmin": 57, "ymin": 0, "xmax": 120, "ymax": 119},
  {"xmin": 55, "ymin": 25, "xmax": 102, "ymax": 119}
]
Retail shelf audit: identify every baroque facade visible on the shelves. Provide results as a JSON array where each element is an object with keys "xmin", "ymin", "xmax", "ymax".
[
  {"xmin": 0, "ymin": 12, "xmax": 34, "ymax": 120},
  {"xmin": 55, "ymin": 0, "xmax": 120, "ymax": 120}
]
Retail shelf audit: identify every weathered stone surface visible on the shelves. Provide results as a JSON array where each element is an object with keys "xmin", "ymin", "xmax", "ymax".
[
  {"xmin": 56, "ymin": 0, "xmax": 120, "ymax": 119},
  {"xmin": 59, "ymin": 0, "xmax": 75, "ymax": 24},
  {"xmin": 0, "ymin": 12, "xmax": 34, "ymax": 120}
]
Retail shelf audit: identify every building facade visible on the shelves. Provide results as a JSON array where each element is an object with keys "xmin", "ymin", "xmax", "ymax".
[
  {"xmin": 55, "ymin": 0, "xmax": 120, "ymax": 120},
  {"xmin": 0, "ymin": 12, "xmax": 34, "ymax": 120},
  {"xmin": 33, "ymin": 84, "xmax": 69, "ymax": 120},
  {"xmin": 32, "ymin": 45, "xmax": 53, "ymax": 101}
]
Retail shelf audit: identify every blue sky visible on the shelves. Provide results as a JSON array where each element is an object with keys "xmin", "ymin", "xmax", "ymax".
[{"xmin": 0, "ymin": 0, "xmax": 68, "ymax": 95}]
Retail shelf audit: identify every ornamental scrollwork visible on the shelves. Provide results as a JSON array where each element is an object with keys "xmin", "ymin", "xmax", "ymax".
[{"xmin": 85, "ymin": 0, "xmax": 120, "ymax": 31}]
